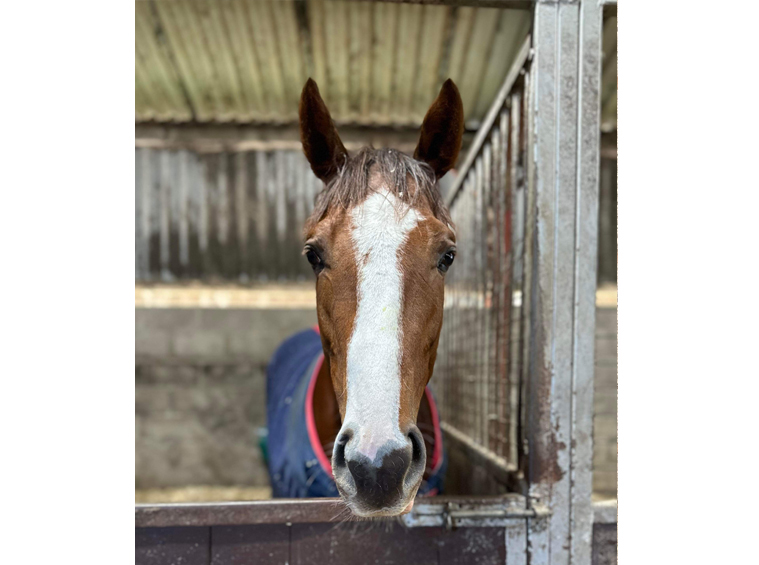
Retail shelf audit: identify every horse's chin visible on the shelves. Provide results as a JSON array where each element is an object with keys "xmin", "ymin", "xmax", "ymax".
[
  {"xmin": 336, "ymin": 483, "xmax": 417, "ymax": 518},
  {"xmin": 345, "ymin": 498, "xmax": 415, "ymax": 518}
]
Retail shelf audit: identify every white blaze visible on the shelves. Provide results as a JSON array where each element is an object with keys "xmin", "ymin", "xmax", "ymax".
[{"xmin": 343, "ymin": 190, "xmax": 421, "ymax": 461}]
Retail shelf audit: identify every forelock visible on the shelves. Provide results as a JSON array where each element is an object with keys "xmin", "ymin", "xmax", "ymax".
[{"xmin": 304, "ymin": 147, "xmax": 452, "ymax": 236}]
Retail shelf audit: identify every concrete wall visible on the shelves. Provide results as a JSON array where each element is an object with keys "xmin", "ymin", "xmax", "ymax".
[
  {"xmin": 136, "ymin": 304, "xmax": 617, "ymax": 496},
  {"xmin": 135, "ymin": 308, "xmax": 317, "ymax": 489},
  {"xmin": 594, "ymin": 305, "xmax": 618, "ymax": 497}
]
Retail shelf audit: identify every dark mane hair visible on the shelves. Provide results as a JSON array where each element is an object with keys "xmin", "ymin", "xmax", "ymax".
[{"xmin": 305, "ymin": 147, "xmax": 452, "ymax": 234}]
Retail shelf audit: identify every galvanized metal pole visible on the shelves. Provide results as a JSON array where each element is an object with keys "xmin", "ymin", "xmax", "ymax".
[{"xmin": 526, "ymin": 1, "xmax": 602, "ymax": 564}]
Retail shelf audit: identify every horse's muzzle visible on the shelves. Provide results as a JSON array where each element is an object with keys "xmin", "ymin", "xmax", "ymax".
[{"xmin": 332, "ymin": 424, "xmax": 426, "ymax": 516}]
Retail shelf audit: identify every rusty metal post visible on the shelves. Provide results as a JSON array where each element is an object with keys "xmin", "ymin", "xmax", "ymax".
[{"xmin": 525, "ymin": 1, "xmax": 602, "ymax": 564}]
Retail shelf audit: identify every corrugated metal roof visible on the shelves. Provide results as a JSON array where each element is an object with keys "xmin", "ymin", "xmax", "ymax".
[{"xmin": 136, "ymin": 0, "xmax": 530, "ymax": 126}]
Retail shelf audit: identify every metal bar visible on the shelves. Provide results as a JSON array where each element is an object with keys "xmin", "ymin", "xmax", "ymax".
[
  {"xmin": 547, "ymin": 4, "xmax": 580, "ymax": 563},
  {"xmin": 135, "ymin": 123, "xmax": 443, "ymax": 154},
  {"xmin": 178, "ymin": 150, "xmax": 190, "ymax": 271},
  {"xmin": 135, "ymin": 150, "xmax": 143, "ymax": 280},
  {"xmin": 334, "ymin": 0, "xmax": 534, "ymax": 9},
  {"xmin": 441, "ymin": 421, "xmax": 518, "ymax": 474},
  {"xmin": 496, "ymin": 109, "xmax": 511, "ymax": 461},
  {"xmin": 141, "ymin": 0, "xmax": 534, "ymax": 6},
  {"xmin": 570, "ymin": 1, "xmax": 602, "ymax": 563},
  {"xmin": 159, "ymin": 151, "xmax": 172, "ymax": 280},
  {"xmin": 506, "ymin": 518, "xmax": 528, "ymax": 565},
  {"xmin": 447, "ymin": 36, "xmax": 532, "ymax": 208},
  {"xmin": 518, "ymin": 67, "xmax": 533, "ymax": 483},
  {"xmin": 507, "ymin": 91, "xmax": 523, "ymax": 470},
  {"xmin": 135, "ymin": 495, "xmax": 537, "ymax": 528},
  {"xmin": 525, "ymin": 1, "xmax": 600, "ymax": 563}
]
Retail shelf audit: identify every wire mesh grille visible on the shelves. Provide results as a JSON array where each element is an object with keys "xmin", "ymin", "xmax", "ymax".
[{"xmin": 435, "ymin": 73, "xmax": 531, "ymax": 475}]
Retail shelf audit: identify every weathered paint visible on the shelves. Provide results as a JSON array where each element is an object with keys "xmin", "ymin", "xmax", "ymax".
[
  {"xmin": 436, "ymin": 2, "xmax": 602, "ymax": 563},
  {"xmin": 526, "ymin": 1, "xmax": 601, "ymax": 564}
]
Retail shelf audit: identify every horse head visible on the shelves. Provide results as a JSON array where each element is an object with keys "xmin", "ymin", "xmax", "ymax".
[{"xmin": 299, "ymin": 78, "xmax": 463, "ymax": 517}]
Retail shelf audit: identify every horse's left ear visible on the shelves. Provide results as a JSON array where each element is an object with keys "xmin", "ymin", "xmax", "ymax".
[{"xmin": 414, "ymin": 79, "xmax": 465, "ymax": 179}]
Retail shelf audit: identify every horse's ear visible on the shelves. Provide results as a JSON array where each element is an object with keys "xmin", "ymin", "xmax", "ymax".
[
  {"xmin": 299, "ymin": 78, "xmax": 348, "ymax": 183},
  {"xmin": 414, "ymin": 79, "xmax": 465, "ymax": 179}
]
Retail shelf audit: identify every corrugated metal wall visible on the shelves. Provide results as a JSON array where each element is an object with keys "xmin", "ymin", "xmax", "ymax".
[{"xmin": 135, "ymin": 147, "xmax": 321, "ymax": 282}]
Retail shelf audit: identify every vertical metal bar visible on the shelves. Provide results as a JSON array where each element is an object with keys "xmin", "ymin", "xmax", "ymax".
[
  {"xmin": 498, "ymin": 108, "xmax": 512, "ymax": 461},
  {"xmin": 204, "ymin": 154, "xmax": 219, "ymax": 279},
  {"xmin": 217, "ymin": 153, "xmax": 229, "ymax": 248},
  {"xmin": 528, "ymin": 0, "xmax": 559, "ymax": 500},
  {"xmin": 570, "ymin": 2, "xmax": 602, "ymax": 563},
  {"xmin": 519, "ymin": 67, "xmax": 534, "ymax": 483},
  {"xmin": 548, "ymin": 5, "xmax": 581, "ymax": 559},
  {"xmin": 489, "ymin": 128, "xmax": 500, "ymax": 456},
  {"xmin": 198, "ymin": 154, "xmax": 208, "ymax": 263},
  {"xmin": 188, "ymin": 152, "xmax": 202, "ymax": 278},
  {"xmin": 465, "ymin": 171, "xmax": 475, "ymax": 440},
  {"xmin": 481, "ymin": 144, "xmax": 492, "ymax": 451},
  {"xmin": 506, "ymin": 518, "xmax": 528, "ymax": 565},
  {"xmin": 169, "ymin": 150, "xmax": 181, "ymax": 278},
  {"xmin": 475, "ymin": 154, "xmax": 485, "ymax": 447},
  {"xmin": 490, "ymin": 135, "xmax": 500, "ymax": 454},
  {"xmin": 235, "ymin": 151, "xmax": 248, "ymax": 281},
  {"xmin": 526, "ymin": 1, "xmax": 600, "ymax": 564},
  {"xmin": 509, "ymin": 90, "xmax": 524, "ymax": 469},
  {"xmin": 528, "ymin": 516, "xmax": 550, "ymax": 564},
  {"xmin": 135, "ymin": 149, "xmax": 143, "ymax": 280},
  {"xmin": 275, "ymin": 150, "xmax": 287, "ymax": 244},
  {"xmin": 159, "ymin": 150, "xmax": 171, "ymax": 281},
  {"xmin": 255, "ymin": 150, "xmax": 269, "ymax": 273},
  {"xmin": 178, "ymin": 150, "xmax": 190, "ymax": 272}
]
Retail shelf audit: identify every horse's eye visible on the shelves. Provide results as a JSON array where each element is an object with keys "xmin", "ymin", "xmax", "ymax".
[
  {"xmin": 438, "ymin": 250, "xmax": 456, "ymax": 273},
  {"xmin": 305, "ymin": 247, "xmax": 324, "ymax": 273}
]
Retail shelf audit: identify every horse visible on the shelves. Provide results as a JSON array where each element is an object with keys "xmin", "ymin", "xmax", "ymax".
[{"xmin": 266, "ymin": 77, "xmax": 464, "ymax": 518}]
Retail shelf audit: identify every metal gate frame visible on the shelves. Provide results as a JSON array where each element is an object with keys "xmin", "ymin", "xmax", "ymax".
[
  {"xmin": 525, "ymin": 2, "xmax": 603, "ymax": 563},
  {"xmin": 439, "ymin": 0, "xmax": 606, "ymax": 562}
]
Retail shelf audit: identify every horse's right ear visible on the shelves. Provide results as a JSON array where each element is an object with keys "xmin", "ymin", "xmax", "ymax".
[{"xmin": 299, "ymin": 78, "xmax": 348, "ymax": 183}]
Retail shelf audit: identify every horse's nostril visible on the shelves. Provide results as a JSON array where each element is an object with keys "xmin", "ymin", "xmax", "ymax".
[
  {"xmin": 333, "ymin": 431, "xmax": 352, "ymax": 469},
  {"xmin": 408, "ymin": 427, "xmax": 424, "ymax": 464}
]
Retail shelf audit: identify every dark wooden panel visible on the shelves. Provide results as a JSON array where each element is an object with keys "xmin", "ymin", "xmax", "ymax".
[
  {"xmin": 291, "ymin": 523, "xmax": 506, "ymax": 565},
  {"xmin": 592, "ymin": 523, "xmax": 618, "ymax": 565},
  {"xmin": 135, "ymin": 519, "xmax": 510, "ymax": 564},
  {"xmin": 211, "ymin": 525, "xmax": 290, "ymax": 565},
  {"xmin": 137, "ymin": 499, "xmax": 348, "ymax": 527},
  {"xmin": 136, "ymin": 527, "xmax": 210, "ymax": 565},
  {"xmin": 291, "ymin": 522, "xmax": 440, "ymax": 565},
  {"xmin": 438, "ymin": 528, "xmax": 506, "ymax": 565}
]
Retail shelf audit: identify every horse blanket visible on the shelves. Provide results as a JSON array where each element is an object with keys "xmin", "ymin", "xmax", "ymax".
[{"xmin": 266, "ymin": 326, "xmax": 446, "ymax": 498}]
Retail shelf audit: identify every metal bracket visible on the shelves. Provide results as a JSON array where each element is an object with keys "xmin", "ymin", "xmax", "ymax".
[{"xmin": 403, "ymin": 497, "xmax": 550, "ymax": 529}]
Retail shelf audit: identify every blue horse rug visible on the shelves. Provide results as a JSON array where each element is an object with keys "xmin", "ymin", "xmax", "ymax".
[{"xmin": 266, "ymin": 326, "xmax": 446, "ymax": 498}]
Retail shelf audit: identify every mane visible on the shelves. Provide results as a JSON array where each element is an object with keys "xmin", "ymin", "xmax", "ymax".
[{"xmin": 305, "ymin": 147, "xmax": 452, "ymax": 234}]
